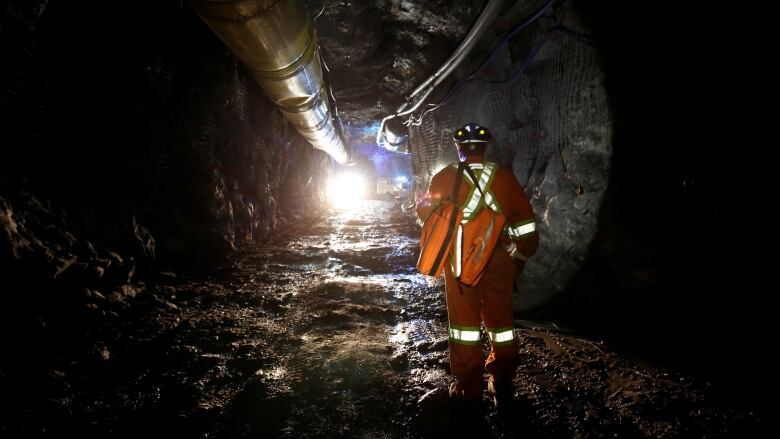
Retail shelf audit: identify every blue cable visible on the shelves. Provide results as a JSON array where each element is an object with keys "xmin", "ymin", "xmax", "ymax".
[
  {"xmin": 477, "ymin": 34, "xmax": 549, "ymax": 84},
  {"xmin": 437, "ymin": 0, "xmax": 559, "ymax": 106},
  {"xmin": 464, "ymin": 0, "xmax": 558, "ymax": 79},
  {"xmin": 548, "ymin": 24, "xmax": 596, "ymax": 46},
  {"xmin": 434, "ymin": 24, "xmax": 594, "ymax": 108}
]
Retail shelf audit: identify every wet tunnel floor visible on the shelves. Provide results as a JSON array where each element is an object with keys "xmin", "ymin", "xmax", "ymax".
[{"xmin": 5, "ymin": 201, "xmax": 761, "ymax": 438}]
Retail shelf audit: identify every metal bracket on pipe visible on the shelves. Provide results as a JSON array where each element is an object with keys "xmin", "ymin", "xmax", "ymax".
[{"xmin": 376, "ymin": 0, "xmax": 506, "ymax": 149}]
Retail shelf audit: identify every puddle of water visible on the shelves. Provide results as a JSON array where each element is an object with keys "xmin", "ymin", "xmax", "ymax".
[
  {"xmin": 389, "ymin": 319, "xmax": 447, "ymax": 348},
  {"xmin": 255, "ymin": 366, "xmax": 287, "ymax": 381}
]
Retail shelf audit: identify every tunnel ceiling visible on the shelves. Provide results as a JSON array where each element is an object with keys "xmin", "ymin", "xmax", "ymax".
[{"xmin": 306, "ymin": 0, "xmax": 489, "ymax": 136}]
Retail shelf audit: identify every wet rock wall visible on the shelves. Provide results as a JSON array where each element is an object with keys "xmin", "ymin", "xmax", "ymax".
[{"xmin": 1, "ymin": 0, "xmax": 330, "ymax": 299}]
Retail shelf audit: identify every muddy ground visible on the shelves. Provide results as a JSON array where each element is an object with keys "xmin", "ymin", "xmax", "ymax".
[{"xmin": 0, "ymin": 201, "xmax": 763, "ymax": 438}]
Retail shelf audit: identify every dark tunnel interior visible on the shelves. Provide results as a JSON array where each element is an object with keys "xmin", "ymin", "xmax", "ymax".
[{"xmin": 0, "ymin": 0, "xmax": 769, "ymax": 437}]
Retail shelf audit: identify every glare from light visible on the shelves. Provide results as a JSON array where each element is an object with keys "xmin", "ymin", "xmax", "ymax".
[
  {"xmin": 396, "ymin": 175, "xmax": 408, "ymax": 183},
  {"xmin": 327, "ymin": 172, "xmax": 367, "ymax": 209}
]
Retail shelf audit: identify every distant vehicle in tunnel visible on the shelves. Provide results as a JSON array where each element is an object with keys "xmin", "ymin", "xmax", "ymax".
[
  {"xmin": 391, "ymin": 178, "xmax": 411, "ymax": 202},
  {"xmin": 376, "ymin": 177, "xmax": 395, "ymax": 199},
  {"xmin": 375, "ymin": 176, "xmax": 411, "ymax": 202}
]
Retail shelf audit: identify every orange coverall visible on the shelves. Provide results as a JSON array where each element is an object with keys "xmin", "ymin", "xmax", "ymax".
[{"xmin": 416, "ymin": 153, "xmax": 539, "ymax": 399}]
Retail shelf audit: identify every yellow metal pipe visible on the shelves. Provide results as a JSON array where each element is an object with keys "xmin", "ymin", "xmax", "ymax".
[{"xmin": 191, "ymin": 0, "xmax": 350, "ymax": 164}]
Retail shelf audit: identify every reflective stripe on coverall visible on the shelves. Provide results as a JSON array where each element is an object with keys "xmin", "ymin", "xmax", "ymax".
[{"xmin": 416, "ymin": 154, "xmax": 539, "ymax": 399}]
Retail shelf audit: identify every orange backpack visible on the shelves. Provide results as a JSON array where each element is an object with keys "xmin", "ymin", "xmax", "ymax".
[
  {"xmin": 451, "ymin": 164, "xmax": 505, "ymax": 286},
  {"xmin": 416, "ymin": 163, "xmax": 465, "ymax": 277},
  {"xmin": 417, "ymin": 162, "xmax": 505, "ymax": 286}
]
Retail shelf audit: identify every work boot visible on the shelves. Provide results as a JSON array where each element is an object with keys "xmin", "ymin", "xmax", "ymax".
[
  {"xmin": 448, "ymin": 382, "xmax": 482, "ymax": 417},
  {"xmin": 486, "ymin": 375, "xmax": 514, "ymax": 410},
  {"xmin": 448, "ymin": 381, "xmax": 460, "ymax": 399},
  {"xmin": 448, "ymin": 379, "xmax": 481, "ymax": 400}
]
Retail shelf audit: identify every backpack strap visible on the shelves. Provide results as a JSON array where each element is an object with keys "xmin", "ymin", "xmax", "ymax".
[
  {"xmin": 461, "ymin": 162, "xmax": 500, "ymax": 221},
  {"xmin": 463, "ymin": 164, "xmax": 487, "ymax": 203},
  {"xmin": 429, "ymin": 162, "xmax": 466, "ymax": 277},
  {"xmin": 450, "ymin": 161, "xmax": 465, "ymax": 202},
  {"xmin": 450, "ymin": 162, "xmax": 473, "ymax": 295}
]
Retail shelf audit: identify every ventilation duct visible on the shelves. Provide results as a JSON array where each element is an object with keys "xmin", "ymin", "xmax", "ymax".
[{"xmin": 191, "ymin": 0, "xmax": 350, "ymax": 164}]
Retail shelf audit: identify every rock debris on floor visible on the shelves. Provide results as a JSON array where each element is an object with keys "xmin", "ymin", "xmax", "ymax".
[{"xmin": 1, "ymin": 201, "xmax": 759, "ymax": 438}]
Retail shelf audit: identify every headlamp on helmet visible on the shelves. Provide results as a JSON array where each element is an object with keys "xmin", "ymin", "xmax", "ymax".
[{"xmin": 453, "ymin": 122, "xmax": 491, "ymax": 144}]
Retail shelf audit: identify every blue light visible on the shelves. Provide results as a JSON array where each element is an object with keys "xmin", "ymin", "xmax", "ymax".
[{"xmin": 396, "ymin": 176, "xmax": 408, "ymax": 183}]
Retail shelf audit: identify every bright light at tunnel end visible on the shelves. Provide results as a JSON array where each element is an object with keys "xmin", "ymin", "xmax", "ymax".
[{"xmin": 327, "ymin": 172, "xmax": 368, "ymax": 209}]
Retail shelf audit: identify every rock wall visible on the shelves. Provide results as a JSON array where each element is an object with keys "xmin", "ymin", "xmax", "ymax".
[{"xmin": 0, "ymin": 0, "xmax": 331, "ymax": 305}]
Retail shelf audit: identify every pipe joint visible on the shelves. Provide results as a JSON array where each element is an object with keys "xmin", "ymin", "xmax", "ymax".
[{"xmin": 192, "ymin": 0, "xmax": 349, "ymax": 164}]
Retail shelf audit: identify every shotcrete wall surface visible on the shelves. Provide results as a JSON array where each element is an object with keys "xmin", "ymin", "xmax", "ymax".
[{"xmin": 408, "ymin": 0, "xmax": 610, "ymax": 311}]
